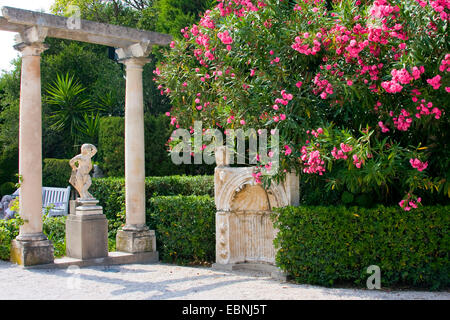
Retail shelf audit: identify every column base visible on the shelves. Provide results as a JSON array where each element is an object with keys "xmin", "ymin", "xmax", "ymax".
[
  {"xmin": 212, "ymin": 263, "xmax": 288, "ymax": 281},
  {"xmin": 116, "ymin": 227, "xmax": 156, "ymax": 254},
  {"xmin": 10, "ymin": 236, "xmax": 54, "ymax": 266},
  {"xmin": 66, "ymin": 213, "xmax": 108, "ymax": 260}
]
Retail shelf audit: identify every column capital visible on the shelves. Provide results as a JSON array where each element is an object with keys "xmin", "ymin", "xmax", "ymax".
[
  {"xmin": 116, "ymin": 41, "xmax": 152, "ymax": 67},
  {"xmin": 13, "ymin": 26, "xmax": 48, "ymax": 56},
  {"xmin": 14, "ymin": 42, "xmax": 49, "ymax": 56}
]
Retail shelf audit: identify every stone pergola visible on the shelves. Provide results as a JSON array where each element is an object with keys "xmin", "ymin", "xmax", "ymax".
[{"xmin": 0, "ymin": 7, "xmax": 172, "ymax": 266}]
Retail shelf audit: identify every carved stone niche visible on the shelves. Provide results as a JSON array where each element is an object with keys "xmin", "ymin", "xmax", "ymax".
[{"xmin": 213, "ymin": 147, "xmax": 299, "ymax": 279}]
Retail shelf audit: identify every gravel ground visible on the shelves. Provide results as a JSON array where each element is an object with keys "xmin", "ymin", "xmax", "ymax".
[{"xmin": 0, "ymin": 260, "xmax": 448, "ymax": 300}]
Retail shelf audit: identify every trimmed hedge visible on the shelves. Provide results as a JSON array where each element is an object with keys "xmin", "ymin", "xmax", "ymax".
[
  {"xmin": 147, "ymin": 195, "xmax": 216, "ymax": 265},
  {"xmin": 42, "ymin": 158, "xmax": 71, "ymax": 188},
  {"xmin": 98, "ymin": 115, "xmax": 214, "ymax": 177},
  {"xmin": 90, "ymin": 175, "xmax": 214, "ymax": 238},
  {"xmin": 98, "ymin": 117, "xmax": 125, "ymax": 177},
  {"xmin": 273, "ymin": 205, "xmax": 450, "ymax": 290}
]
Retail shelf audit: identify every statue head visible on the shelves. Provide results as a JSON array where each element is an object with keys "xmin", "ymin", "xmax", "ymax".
[{"xmin": 80, "ymin": 143, "xmax": 97, "ymax": 157}]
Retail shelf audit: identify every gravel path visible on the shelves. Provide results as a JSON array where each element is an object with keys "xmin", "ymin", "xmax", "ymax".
[{"xmin": 0, "ymin": 260, "xmax": 448, "ymax": 300}]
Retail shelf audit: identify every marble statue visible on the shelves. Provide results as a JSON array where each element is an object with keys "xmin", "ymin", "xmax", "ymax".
[{"xmin": 69, "ymin": 143, "xmax": 97, "ymax": 200}]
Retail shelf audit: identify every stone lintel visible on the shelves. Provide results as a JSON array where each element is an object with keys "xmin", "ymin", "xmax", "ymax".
[{"xmin": 1, "ymin": 6, "xmax": 172, "ymax": 48}]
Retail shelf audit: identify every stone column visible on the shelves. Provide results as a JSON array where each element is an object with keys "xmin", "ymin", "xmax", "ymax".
[
  {"xmin": 115, "ymin": 46, "xmax": 156, "ymax": 254},
  {"xmin": 10, "ymin": 36, "xmax": 54, "ymax": 266}
]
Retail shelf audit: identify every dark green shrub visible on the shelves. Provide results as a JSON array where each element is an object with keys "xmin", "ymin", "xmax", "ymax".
[
  {"xmin": 90, "ymin": 175, "xmax": 214, "ymax": 238},
  {"xmin": 98, "ymin": 115, "xmax": 214, "ymax": 177},
  {"xmin": 147, "ymin": 195, "xmax": 215, "ymax": 265},
  {"xmin": 98, "ymin": 117, "xmax": 124, "ymax": 177},
  {"xmin": 42, "ymin": 158, "xmax": 71, "ymax": 188},
  {"xmin": 0, "ymin": 182, "xmax": 16, "ymax": 197},
  {"xmin": 273, "ymin": 205, "xmax": 450, "ymax": 290}
]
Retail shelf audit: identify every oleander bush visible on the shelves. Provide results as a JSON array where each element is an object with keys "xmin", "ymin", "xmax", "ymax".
[
  {"xmin": 273, "ymin": 205, "xmax": 450, "ymax": 290},
  {"xmin": 155, "ymin": 0, "xmax": 450, "ymax": 209},
  {"xmin": 147, "ymin": 195, "xmax": 216, "ymax": 265}
]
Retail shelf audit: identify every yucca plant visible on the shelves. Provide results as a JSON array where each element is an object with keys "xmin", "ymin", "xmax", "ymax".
[
  {"xmin": 45, "ymin": 73, "xmax": 93, "ymax": 136},
  {"xmin": 75, "ymin": 112, "xmax": 101, "ymax": 145}
]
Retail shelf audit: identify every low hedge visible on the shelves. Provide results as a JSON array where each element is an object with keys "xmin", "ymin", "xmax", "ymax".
[
  {"xmin": 273, "ymin": 205, "xmax": 450, "ymax": 290},
  {"xmin": 90, "ymin": 175, "xmax": 214, "ymax": 238},
  {"xmin": 147, "ymin": 195, "xmax": 216, "ymax": 265}
]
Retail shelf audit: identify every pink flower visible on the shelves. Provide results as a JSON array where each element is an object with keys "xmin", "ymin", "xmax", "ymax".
[
  {"xmin": 409, "ymin": 158, "xmax": 428, "ymax": 171},
  {"xmin": 296, "ymin": 81, "xmax": 303, "ymax": 88},
  {"xmin": 250, "ymin": 69, "xmax": 255, "ymax": 76},
  {"xmin": 240, "ymin": 119, "xmax": 246, "ymax": 125},
  {"xmin": 280, "ymin": 114, "xmax": 286, "ymax": 121},
  {"xmin": 378, "ymin": 121, "xmax": 390, "ymax": 133},
  {"xmin": 352, "ymin": 154, "xmax": 364, "ymax": 168},
  {"xmin": 427, "ymin": 75, "xmax": 442, "ymax": 90},
  {"xmin": 284, "ymin": 145, "xmax": 292, "ymax": 156}
]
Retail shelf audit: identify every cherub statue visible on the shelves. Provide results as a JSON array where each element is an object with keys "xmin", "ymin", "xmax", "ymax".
[{"xmin": 69, "ymin": 144, "xmax": 97, "ymax": 200}]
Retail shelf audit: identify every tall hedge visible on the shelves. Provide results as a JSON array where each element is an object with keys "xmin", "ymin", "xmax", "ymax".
[
  {"xmin": 90, "ymin": 175, "xmax": 214, "ymax": 238},
  {"xmin": 98, "ymin": 117, "xmax": 125, "ymax": 177},
  {"xmin": 98, "ymin": 115, "xmax": 214, "ymax": 177},
  {"xmin": 147, "ymin": 195, "xmax": 216, "ymax": 265},
  {"xmin": 42, "ymin": 158, "xmax": 72, "ymax": 188},
  {"xmin": 273, "ymin": 205, "xmax": 450, "ymax": 290}
]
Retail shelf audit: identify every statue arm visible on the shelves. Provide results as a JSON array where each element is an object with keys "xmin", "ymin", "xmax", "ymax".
[{"xmin": 69, "ymin": 155, "xmax": 81, "ymax": 170}]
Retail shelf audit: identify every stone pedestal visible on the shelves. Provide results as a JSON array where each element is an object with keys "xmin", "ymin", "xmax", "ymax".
[
  {"xmin": 10, "ymin": 234, "xmax": 54, "ymax": 266},
  {"xmin": 116, "ymin": 227, "xmax": 156, "ymax": 254},
  {"xmin": 66, "ymin": 199, "xmax": 108, "ymax": 260}
]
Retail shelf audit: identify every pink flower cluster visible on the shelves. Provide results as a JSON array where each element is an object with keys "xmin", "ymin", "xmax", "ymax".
[
  {"xmin": 381, "ymin": 67, "xmax": 424, "ymax": 93},
  {"xmin": 392, "ymin": 109, "xmax": 413, "ymax": 131},
  {"xmin": 409, "ymin": 158, "xmax": 428, "ymax": 171},
  {"xmin": 352, "ymin": 154, "xmax": 364, "ymax": 168},
  {"xmin": 414, "ymin": 99, "xmax": 442, "ymax": 120},
  {"xmin": 313, "ymin": 73, "xmax": 334, "ymax": 99},
  {"xmin": 331, "ymin": 143, "xmax": 353, "ymax": 160},
  {"xmin": 199, "ymin": 10, "xmax": 215, "ymax": 29},
  {"xmin": 252, "ymin": 171, "xmax": 262, "ymax": 184},
  {"xmin": 378, "ymin": 121, "xmax": 390, "ymax": 133},
  {"xmin": 399, "ymin": 194, "xmax": 421, "ymax": 211},
  {"xmin": 426, "ymin": 75, "xmax": 442, "ymax": 90},
  {"xmin": 291, "ymin": 32, "xmax": 322, "ymax": 55},
  {"xmin": 300, "ymin": 146, "xmax": 326, "ymax": 175},
  {"xmin": 370, "ymin": 0, "xmax": 400, "ymax": 19},
  {"xmin": 439, "ymin": 54, "xmax": 450, "ymax": 72}
]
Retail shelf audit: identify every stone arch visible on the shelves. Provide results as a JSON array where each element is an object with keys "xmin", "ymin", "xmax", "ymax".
[{"xmin": 214, "ymin": 164, "xmax": 298, "ymax": 267}]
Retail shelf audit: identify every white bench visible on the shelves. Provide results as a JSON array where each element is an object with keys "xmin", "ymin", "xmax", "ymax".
[{"xmin": 42, "ymin": 186, "xmax": 71, "ymax": 217}]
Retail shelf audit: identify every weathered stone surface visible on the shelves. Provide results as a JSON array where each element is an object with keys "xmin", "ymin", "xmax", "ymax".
[
  {"xmin": 66, "ymin": 213, "xmax": 108, "ymax": 260},
  {"xmin": 69, "ymin": 144, "xmax": 97, "ymax": 200},
  {"xmin": 0, "ymin": 7, "xmax": 172, "ymax": 48},
  {"xmin": 213, "ymin": 147, "xmax": 299, "ymax": 272},
  {"xmin": 116, "ymin": 228, "xmax": 156, "ymax": 254},
  {"xmin": 10, "ymin": 238, "xmax": 54, "ymax": 266}
]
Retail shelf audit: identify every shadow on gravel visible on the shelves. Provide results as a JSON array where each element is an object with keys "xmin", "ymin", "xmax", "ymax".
[{"xmin": 42, "ymin": 266, "xmax": 254, "ymax": 299}]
